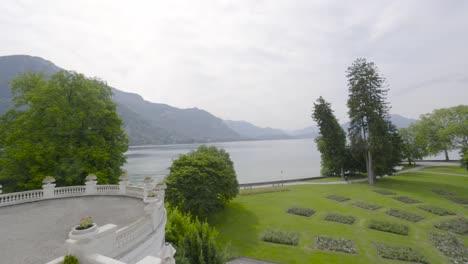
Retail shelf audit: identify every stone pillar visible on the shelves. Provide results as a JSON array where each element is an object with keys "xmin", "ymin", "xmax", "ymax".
[
  {"xmin": 119, "ymin": 171, "xmax": 128, "ymax": 195},
  {"xmin": 156, "ymin": 183, "xmax": 167, "ymax": 202},
  {"xmin": 42, "ymin": 176, "xmax": 56, "ymax": 199},
  {"xmin": 143, "ymin": 176, "xmax": 154, "ymax": 197},
  {"xmin": 0, "ymin": 184, "xmax": 2, "ymax": 194},
  {"xmin": 159, "ymin": 243, "xmax": 176, "ymax": 264},
  {"xmin": 85, "ymin": 174, "xmax": 97, "ymax": 195}
]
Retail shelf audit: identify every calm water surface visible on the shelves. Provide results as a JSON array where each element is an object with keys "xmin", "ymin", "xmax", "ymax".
[{"xmin": 123, "ymin": 138, "xmax": 321, "ymax": 184}]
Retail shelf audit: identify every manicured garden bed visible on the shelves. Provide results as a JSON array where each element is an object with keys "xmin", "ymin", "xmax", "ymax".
[
  {"xmin": 240, "ymin": 187, "xmax": 290, "ymax": 196},
  {"xmin": 446, "ymin": 196, "xmax": 468, "ymax": 204},
  {"xmin": 287, "ymin": 207, "xmax": 315, "ymax": 217},
  {"xmin": 368, "ymin": 219, "xmax": 409, "ymax": 235},
  {"xmin": 392, "ymin": 196, "xmax": 421, "ymax": 204},
  {"xmin": 324, "ymin": 213, "xmax": 355, "ymax": 225},
  {"xmin": 432, "ymin": 189, "xmax": 455, "ymax": 195},
  {"xmin": 372, "ymin": 189, "xmax": 395, "ymax": 195},
  {"xmin": 261, "ymin": 228, "xmax": 300, "ymax": 246},
  {"xmin": 418, "ymin": 205, "xmax": 454, "ymax": 216},
  {"xmin": 325, "ymin": 195, "xmax": 350, "ymax": 202},
  {"xmin": 351, "ymin": 201, "xmax": 382, "ymax": 210},
  {"xmin": 386, "ymin": 208, "xmax": 425, "ymax": 222},
  {"xmin": 429, "ymin": 232, "xmax": 468, "ymax": 264},
  {"xmin": 434, "ymin": 217, "xmax": 468, "ymax": 235},
  {"xmin": 314, "ymin": 236, "xmax": 357, "ymax": 254},
  {"xmin": 373, "ymin": 242, "xmax": 428, "ymax": 263}
]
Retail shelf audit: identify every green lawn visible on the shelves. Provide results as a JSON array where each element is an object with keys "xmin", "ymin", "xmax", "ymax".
[
  {"xmin": 422, "ymin": 165, "xmax": 468, "ymax": 175},
  {"xmin": 210, "ymin": 166, "xmax": 468, "ymax": 264}
]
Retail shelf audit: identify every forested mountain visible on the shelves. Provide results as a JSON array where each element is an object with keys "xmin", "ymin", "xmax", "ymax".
[
  {"xmin": 224, "ymin": 120, "xmax": 291, "ymax": 140},
  {"xmin": 0, "ymin": 55, "xmax": 241, "ymax": 145}
]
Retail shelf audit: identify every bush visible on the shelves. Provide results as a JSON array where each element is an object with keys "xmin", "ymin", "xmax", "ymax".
[
  {"xmin": 326, "ymin": 195, "xmax": 350, "ymax": 202},
  {"xmin": 352, "ymin": 201, "xmax": 382, "ymax": 210},
  {"xmin": 446, "ymin": 196, "xmax": 468, "ymax": 204},
  {"xmin": 429, "ymin": 232, "xmax": 468, "ymax": 264},
  {"xmin": 393, "ymin": 196, "xmax": 421, "ymax": 204},
  {"xmin": 434, "ymin": 217, "xmax": 468, "ymax": 235},
  {"xmin": 373, "ymin": 242, "xmax": 428, "ymax": 263},
  {"xmin": 240, "ymin": 187, "xmax": 289, "ymax": 196},
  {"xmin": 368, "ymin": 220, "xmax": 409, "ymax": 236},
  {"xmin": 63, "ymin": 255, "xmax": 79, "ymax": 264},
  {"xmin": 418, "ymin": 205, "xmax": 455, "ymax": 216},
  {"xmin": 324, "ymin": 213, "xmax": 356, "ymax": 225},
  {"xmin": 261, "ymin": 228, "xmax": 300, "ymax": 246},
  {"xmin": 386, "ymin": 209, "xmax": 425, "ymax": 222},
  {"xmin": 432, "ymin": 189, "xmax": 455, "ymax": 195},
  {"xmin": 373, "ymin": 189, "xmax": 395, "ymax": 195},
  {"xmin": 165, "ymin": 207, "xmax": 228, "ymax": 264},
  {"xmin": 166, "ymin": 146, "xmax": 239, "ymax": 218},
  {"xmin": 287, "ymin": 207, "xmax": 315, "ymax": 217},
  {"xmin": 314, "ymin": 236, "xmax": 357, "ymax": 254}
]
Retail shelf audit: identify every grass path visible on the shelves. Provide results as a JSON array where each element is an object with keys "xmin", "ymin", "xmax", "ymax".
[{"xmin": 211, "ymin": 166, "xmax": 468, "ymax": 264}]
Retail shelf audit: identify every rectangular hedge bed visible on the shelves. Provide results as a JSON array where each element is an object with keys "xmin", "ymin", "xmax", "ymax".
[
  {"xmin": 373, "ymin": 189, "xmax": 395, "ymax": 195},
  {"xmin": 393, "ymin": 196, "xmax": 421, "ymax": 204},
  {"xmin": 434, "ymin": 217, "xmax": 468, "ymax": 235},
  {"xmin": 352, "ymin": 201, "xmax": 382, "ymax": 210},
  {"xmin": 261, "ymin": 228, "xmax": 300, "ymax": 246},
  {"xmin": 386, "ymin": 209, "xmax": 425, "ymax": 222},
  {"xmin": 446, "ymin": 196, "xmax": 468, "ymax": 204},
  {"xmin": 373, "ymin": 242, "xmax": 428, "ymax": 264},
  {"xmin": 432, "ymin": 189, "xmax": 455, "ymax": 195},
  {"xmin": 368, "ymin": 220, "xmax": 409, "ymax": 236},
  {"xmin": 418, "ymin": 205, "xmax": 455, "ymax": 216},
  {"xmin": 326, "ymin": 195, "xmax": 350, "ymax": 202},
  {"xmin": 429, "ymin": 232, "xmax": 468, "ymax": 264},
  {"xmin": 287, "ymin": 207, "xmax": 315, "ymax": 217},
  {"xmin": 314, "ymin": 236, "xmax": 357, "ymax": 254},
  {"xmin": 324, "ymin": 213, "xmax": 356, "ymax": 225}
]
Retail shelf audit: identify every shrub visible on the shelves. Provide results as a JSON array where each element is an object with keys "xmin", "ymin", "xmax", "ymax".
[
  {"xmin": 261, "ymin": 228, "xmax": 300, "ymax": 246},
  {"xmin": 324, "ymin": 213, "xmax": 355, "ymax": 225},
  {"xmin": 314, "ymin": 236, "xmax": 357, "ymax": 254},
  {"xmin": 373, "ymin": 242, "xmax": 428, "ymax": 263},
  {"xmin": 434, "ymin": 217, "xmax": 468, "ymax": 235},
  {"xmin": 287, "ymin": 207, "xmax": 315, "ymax": 217},
  {"xmin": 78, "ymin": 217, "xmax": 93, "ymax": 229},
  {"xmin": 373, "ymin": 189, "xmax": 395, "ymax": 195},
  {"xmin": 63, "ymin": 255, "xmax": 79, "ymax": 264},
  {"xmin": 432, "ymin": 189, "xmax": 455, "ymax": 195},
  {"xmin": 352, "ymin": 201, "xmax": 382, "ymax": 210},
  {"xmin": 386, "ymin": 209, "xmax": 425, "ymax": 222},
  {"xmin": 240, "ymin": 187, "xmax": 289, "ymax": 196},
  {"xmin": 326, "ymin": 195, "xmax": 350, "ymax": 202},
  {"xmin": 393, "ymin": 196, "xmax": 421, "ymax": 204},
  {"xmin": 446, "ymin": 196, "xmax": 468, "ymax": 204},
  {"xmin": 418, "ymin": 205, "xmax": 455, "ymax": 216},
  {"xmin": 368, "ymin": 220, "xmax": 409, "ymax": 236},
  {"xmin": 429, "ymin": 232, "xmax": 468, "ymax": 264}
]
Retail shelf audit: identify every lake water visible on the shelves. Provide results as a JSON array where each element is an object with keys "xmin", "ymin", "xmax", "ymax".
[{"xmin": 123, "ymin": 138, "xmax": 321, "ymax": 184}]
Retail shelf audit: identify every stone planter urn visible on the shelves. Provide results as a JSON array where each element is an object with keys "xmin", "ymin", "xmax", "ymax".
[
  {"xmin": 69, "ymin": 223, "xmax": 98, "ymax": 240},
  {"xmin": 144, "ymin": 191, "xmax": 159, "ymax": 203}
]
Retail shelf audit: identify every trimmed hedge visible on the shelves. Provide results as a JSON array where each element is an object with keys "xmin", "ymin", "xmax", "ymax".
[
  {"xmin": 324, "ymin": 213, "xmax": 356, "ymax": 225},
  {"xmin": 240, "ymin": 187, "xmax": 289, "ymax": 196},
  {"xmin": 314, "ymin": 236, "xmax": 357, "ymax": 254},
  {"xmin": 432, "ymin": 189, "xmax": 455, "ymax": 195},
  {"xmin": 352, "ymin": 201, "xmax": 382, "ymax": 211},
  {"xmin": 63, "ymin": 255, "xmax": 79, "ymax": 264},
  {"xmin": 434, "ymin": 217, "xmax": 468, "ymax": 235},
  {"xmin": 287, "ymin": 207, "xmax": 315, "ymax": 217},
  {"xmin": 326, "ymin": 195, "xmax": 350, "ymax": 202},
  {"xmin": 393, "ymin": 196, "xmax": 421, "ymax": 204},
  {"xmin": 373, "ymin": 242, "xmax": 428, "ymax": 264},
  {"xmin": 261, "ymin": 228, "xmax": 300, "ymax": 246},
  {"xmin": 429, "ymin": 232, "xmax": 468, "ymax": 264},
  {"xmin": 386, "ymin": 209, "xmax": 425, "ymax": 222},
  {"xmin": 373, "ymin": 189, "xmax": 395, "ymax": 195},
  {"xmin": 368, "ymin": 220, "xmax": 409, "ymax": 236},
  {"xmin": 446, "ymin": 196, "xmax": 468, "ymax": 204},
  {"xmin": 418, "ymin": 205, "xmax": 455, "ymax": 216}
]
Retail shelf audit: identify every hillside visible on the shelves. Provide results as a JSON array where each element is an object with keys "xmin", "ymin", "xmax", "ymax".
[{"xmin": 224, "ymin": 120, "xmax": 291, "ymax": 140}]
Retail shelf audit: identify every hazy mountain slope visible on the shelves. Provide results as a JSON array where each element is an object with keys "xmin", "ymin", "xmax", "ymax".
[
  {"xmin": 224, "ymin": 120, "xmax": 291, "ymax": 140},
  {"xmin": 285, "ymin": 126, "xmax": 318, "ymax": 139},
  {"xmin": 0, "ymin": 55, "xmax": 242, "ymax": 145},
  {"xmin": 341, "ymin": 114, "xmax": 417, "ymax": 131}
]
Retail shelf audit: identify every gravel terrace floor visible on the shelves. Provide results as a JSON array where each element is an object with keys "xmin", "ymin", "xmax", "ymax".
[{"xmin": 0, "ymin": 196, "xmax": 145, "ymax": 264}]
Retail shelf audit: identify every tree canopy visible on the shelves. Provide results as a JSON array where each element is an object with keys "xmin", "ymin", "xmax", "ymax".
[
  {"xmin": 0, "ymin": 71, "xmax": 128, "ymax": 191},
  {"xmin": 165, "ymin": 145, "xmax": 239, "ymax": 218}
]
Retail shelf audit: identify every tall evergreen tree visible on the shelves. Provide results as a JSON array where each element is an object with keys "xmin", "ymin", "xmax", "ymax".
[
  {"xmin": 346, "ymin": 58, "xmax": 395, "ymax": 184},
  {"xmin": 312, "ymin": 96, "xmax": 347, "ymax": 176}
]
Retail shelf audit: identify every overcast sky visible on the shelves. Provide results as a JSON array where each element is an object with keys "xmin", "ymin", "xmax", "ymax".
[{"xmin": 1, "ymin": 0, "xmax": 467, "ymax": 130}]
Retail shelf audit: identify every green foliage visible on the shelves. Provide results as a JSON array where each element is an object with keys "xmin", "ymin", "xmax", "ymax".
[
  {"xmin": 399, "ymin": 125, "xmax": 428, "ymax": 165},
  {"xmin": 446, "ymin": 196, "xmax": 468, "ymax": 204},
  {"xmin": 462, "ymin": 147, "xmax": 468, "ymax": 170},
  {"xmin": 239, "ymin": 186, "xmax": 289, "ymax": 196},
  {"xmin": 324, "ymin": 213, "xmax": 355, "ymax": 225},
  {"xmin": 368, "ymin": 219, "xmax": 409, "ymax": 236},
  {"xmin": 392, "ymin": 196, "xmax": 421, "ymax": 204},
  {"xmin": 79, "ymin": 217, "xmax": 94, "ymax": 229},
  {"xmin": 325, "ymin": 194, "xmax": 350, "ymax": 202},
  {"xmin": 434, "ymin": 217, "xmax": 468, "ymax": 235},
  {"xmin": 166, "ymin": 145, "xmax": 239, "ymax": 218},
  {"xmin": 261, "ymin": 228, "xmax": 300, "ymax": 246},
  {"xmin": 165, "ymin": 207, "xmax": 228, "ymax": 264},
  {"xmin": 312, "ymin": 96, "xmax": 347, "ymax": 176},
  {"xmin": 418, "ymin": 205, "xmax": 454, "ymax": 216},
  {"xmin": 386, "ymin": 209, "xmax": 424, "ymax": 222},
  {"xmin": 429, "ymin": 232, "xmax": 468, "ymax": 264},
  {"xmin": 63, "ymin": 255, "xmax": 79, "ymax": 264},
  {"xmin": 0, "ymin": 71, "xmax": 128, "ymax": 191},
  {"xmin": 314, "ymin": 236, "xmax": 357, "ymax": 254},
  {"xmin": 287, "ymin": 207, "xmax": 315, "ymax": 217},
  {"xmin": 351, "ymin": 201, "xmax": 382, "ymax": 210},
  {"xmin": 373, "ymin": 243, "xmax": 428, "ymax": 263},
  {"xmin": 432, "ymin": 189, "xmax": 455, "ymax": 195}
]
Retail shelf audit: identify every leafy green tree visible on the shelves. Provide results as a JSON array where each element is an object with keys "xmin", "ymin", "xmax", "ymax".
[
  {"xmin": 346, "ymin": 58, "xmax": 398, "ymax": 184},
  {"xmin": 165, "ymin": 145, "xmax": 239, "ymax": 218},
  {"xmin": 165, "ymin": 207, "xmax": 228, "ymax": 264},
  {"xmin": 461, "ymin": 147, "xmax": 468, "ymax": 170},
  {"xmin": 399, "ymin": 125, "xmax": 428, "ymax": 165},
  {"xmin": 0, "ymin": 71, "xmax": 128, "ymax": 191},
  {"xmin": 311, "ymin": 96, "xmax": 347, "ymax": 177}
]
